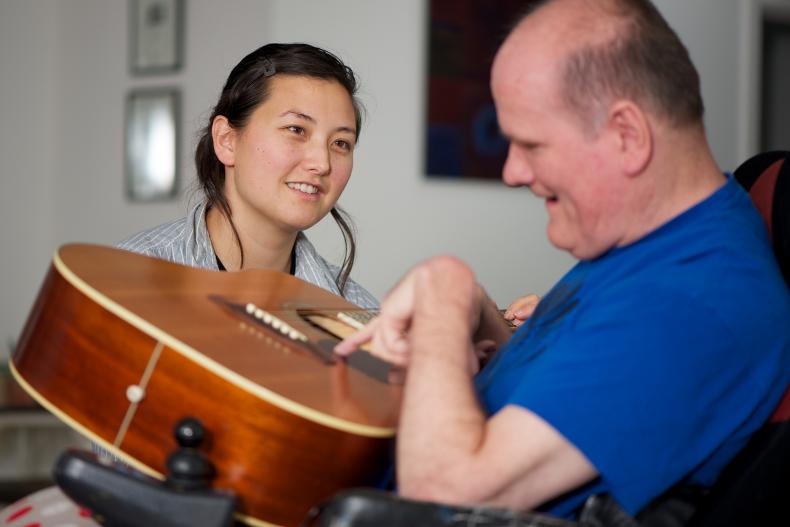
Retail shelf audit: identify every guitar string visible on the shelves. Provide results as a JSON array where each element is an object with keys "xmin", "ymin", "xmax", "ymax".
[{"xmin": 113, "ymin": 340, "xmax": 165, "ymax": 448}]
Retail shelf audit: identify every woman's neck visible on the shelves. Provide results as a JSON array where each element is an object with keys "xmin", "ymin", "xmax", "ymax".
[{"xmin": 206, "ymin": 205, "xmax": 296, "ymax": 273}]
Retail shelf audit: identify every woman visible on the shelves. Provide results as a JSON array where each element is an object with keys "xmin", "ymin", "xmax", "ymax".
[
  {"xmin": 1, "ymin": 42, "xmax": 380, "ymax": 527},
  {"xmin": 118, "ymin": 42, "xmax": 377, "ymax": 308}
]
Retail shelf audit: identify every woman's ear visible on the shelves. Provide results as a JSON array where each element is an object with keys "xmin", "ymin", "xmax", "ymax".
[
  {"xmin": 212, "ymin": 115, "xmax": 236, "ymax": 166},
  {"xmin": 606, "ymin": 100, "xmax": 652, "ymax": 178}
]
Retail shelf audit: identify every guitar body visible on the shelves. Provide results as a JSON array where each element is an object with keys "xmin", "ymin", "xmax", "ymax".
[{"xmin": 11, "ymin": 244, "xmax": 401, "ymax": 527}]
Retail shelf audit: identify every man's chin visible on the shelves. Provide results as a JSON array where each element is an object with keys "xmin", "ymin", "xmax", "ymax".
[
  {"xmin": 547, "ymin": 231, "xmax": 598, "ymax": 260},
  {"xmin": 547, "ymin": 228, "xmax": 571, "ymax": 252}
]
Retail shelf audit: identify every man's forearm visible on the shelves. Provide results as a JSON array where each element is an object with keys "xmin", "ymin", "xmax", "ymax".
[{"xmin": 395, "ymin": 260, "xmax": 489, "ymax": 502}]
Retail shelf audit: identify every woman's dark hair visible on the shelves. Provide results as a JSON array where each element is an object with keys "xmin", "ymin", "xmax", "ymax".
[{"xmin": 194, "ymin": 43, "xmax": 363, "ymax": 293}]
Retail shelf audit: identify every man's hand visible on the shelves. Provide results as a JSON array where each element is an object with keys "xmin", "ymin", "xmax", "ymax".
[
  {"xmin": 503, "ymin": 294, "xmax": 540, "ymax": 327},
  {"xmin": 334, "ymin": 257, "xmax": 482, "ymax": 372},
  {"xmin": 334, "ymin": 263, "xmax": 419, "ymax": 368},
  {"xmin": 471, "ymin": 289, "xmax": 517, "ymax": 364}
]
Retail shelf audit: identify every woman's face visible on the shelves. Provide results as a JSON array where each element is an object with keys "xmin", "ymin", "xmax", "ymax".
[{"xmin": 220, "ymin": 74, "xmax": 357, "ymax": 236}]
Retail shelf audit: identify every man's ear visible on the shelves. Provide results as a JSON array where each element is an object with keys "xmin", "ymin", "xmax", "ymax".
[
  {"xmin": 606, "ymin": 100, "xmax": 652, "ymax": 177},
  {"xmin": 212, "ymin": 115, "xmax": 236, "ymax": 166}
]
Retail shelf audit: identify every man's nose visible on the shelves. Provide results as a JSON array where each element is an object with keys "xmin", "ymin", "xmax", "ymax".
[{"xmin": 502, "ymin": 145, "xmax": 533, "ymax": 187}]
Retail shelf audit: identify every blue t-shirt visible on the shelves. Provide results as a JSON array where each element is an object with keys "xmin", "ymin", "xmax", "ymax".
[{"xmin": 475, "ymin": 175, "xmax": 790, "ymax": 518}]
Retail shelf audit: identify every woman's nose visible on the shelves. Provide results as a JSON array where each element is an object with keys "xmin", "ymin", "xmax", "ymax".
[{"xmin": 303, "ymin": 141, "xmax": 331, "ymax": 176}]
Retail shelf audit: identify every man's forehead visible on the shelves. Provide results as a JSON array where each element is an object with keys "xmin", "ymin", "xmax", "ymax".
[
  {"xmin": 500, "ymin": 0, "xmax": 619, "ymax": 60},
  {"xmin": 491, "ymin": 26, "xmax": 560, "ymax": 99},
  {"xmin": 493, "ymin": 7, "xmax": 572, "ymax": 82},
  {"xmin": 492, "ymin": 0, "xmax": 621, "ymax": 97}
]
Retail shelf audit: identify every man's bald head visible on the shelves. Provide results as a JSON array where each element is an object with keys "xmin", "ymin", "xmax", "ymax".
[{"xmin": 500, "ymin": 0, "xmax": 704, "ymax": 133}]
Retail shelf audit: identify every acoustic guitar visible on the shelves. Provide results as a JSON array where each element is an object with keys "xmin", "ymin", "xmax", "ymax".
[{"xmin": 10, "ymin": 243, "xmax": 402, "ymax": 527}]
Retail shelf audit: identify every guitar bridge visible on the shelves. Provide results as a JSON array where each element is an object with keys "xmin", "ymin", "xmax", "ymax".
[
  {"xmin": 208, "ymin": 295, "xmax": 336, "ymax": 365},
  {"xmin": 244, "ymin": 302, "xmax": 308, "ymax": 342}
]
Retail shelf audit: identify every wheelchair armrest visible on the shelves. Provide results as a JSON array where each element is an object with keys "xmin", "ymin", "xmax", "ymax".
[
  {"xmin": 304, "ymin": 488, "xmax": 578, "ymax": 527},
  {"xmin": 53, "ymin": 449, "xmax": 236, "ymax": 527}
]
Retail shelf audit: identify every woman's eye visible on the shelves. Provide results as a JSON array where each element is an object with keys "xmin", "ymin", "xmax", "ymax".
[
  {"xmin": 286, "ymin": 125, "xmax": 305, "ymax": 135},
  {"xmin": 334, "ymin": 139, "xmax": 352, "ymax": 151}
]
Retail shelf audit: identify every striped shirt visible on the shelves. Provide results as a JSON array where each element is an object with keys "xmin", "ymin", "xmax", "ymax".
[{"xmin": 116, "ymin": 201, "xmax": 379, "ymax": 309}]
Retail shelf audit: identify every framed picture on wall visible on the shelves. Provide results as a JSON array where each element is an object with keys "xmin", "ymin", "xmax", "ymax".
[
  {"xmin": 425, "ymin": 0, "xmax": 536, "ymax": 180},
  {"xmin": 760, "ymin": 8, "xmax": 790, "ymax": 151},
  {"xmin": 129, "ymin": 0, "xmax": 184, "ymax": 74},
  {"xmin": 124, "ymin": 88, "xmax": 180, "ymax": 201}
]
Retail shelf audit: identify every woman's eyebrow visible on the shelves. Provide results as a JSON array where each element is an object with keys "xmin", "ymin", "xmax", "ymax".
[
  {"xmin": 280, "ymin": 110, "xmax": 314, "ymax": 122},
  {"xmin": 280, "ymin": 110, "xmax": 355, "ymax": 135}
]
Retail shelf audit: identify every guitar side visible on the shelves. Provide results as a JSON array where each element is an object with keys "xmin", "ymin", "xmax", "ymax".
[{"xmin": 11, "ymin": 243, "xmax": 401, "ymax": 527}]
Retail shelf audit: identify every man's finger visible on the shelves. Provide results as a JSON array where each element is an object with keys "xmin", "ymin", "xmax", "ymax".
[{"xmin": 335, "ymin": 324, "xmax": 375, "ymax": 355}]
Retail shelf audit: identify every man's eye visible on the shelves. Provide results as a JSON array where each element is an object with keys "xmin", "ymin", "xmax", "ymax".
[{"xmin": 516, "ymin": 141, "xmax": 539, "ymax": 151}]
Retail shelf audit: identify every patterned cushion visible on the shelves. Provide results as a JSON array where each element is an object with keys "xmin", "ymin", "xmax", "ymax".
[{"xmin": 1, "ymin": 486, "xmax": 98, "ymax": 526}]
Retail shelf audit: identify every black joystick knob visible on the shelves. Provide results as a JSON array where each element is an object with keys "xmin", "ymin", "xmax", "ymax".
[
  {"xmin": 175, "ymin": 417, "xmax": 206, "ymax": 448},
  {"xmin": 166, "ymin": 417, "xmax": 216, "ymax": 491}
]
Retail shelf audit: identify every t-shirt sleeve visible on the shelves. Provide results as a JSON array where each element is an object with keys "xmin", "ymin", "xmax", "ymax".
[{"xmin": 504, "ymin": 285, "xmax": 768, "ymax": 513}]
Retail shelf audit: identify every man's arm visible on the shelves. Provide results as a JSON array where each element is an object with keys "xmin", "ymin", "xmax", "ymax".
[
  {"xmin": 338, "ymin": 256, "xmax": 597, "ymax": 510},
  {"xmin": 398, "ymin": 256, "xmax": 596, "ymax": 510},
  {"xmin": 406, "ymin": 404, "xmax": 597, "ymax": 510}
]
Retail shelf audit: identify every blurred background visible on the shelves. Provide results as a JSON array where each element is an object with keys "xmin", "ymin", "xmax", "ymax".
[{"xmin": 0, "ymin": 0, "xmax": 787, "ymax": 506}]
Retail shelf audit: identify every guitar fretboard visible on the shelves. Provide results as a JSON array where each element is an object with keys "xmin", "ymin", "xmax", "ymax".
[
  {"xmin": 336, "ymin": 310, "xmax": 377, "ymax": 330},
  {"xmin": 338, "ymin": 308, "xmax": 516, "ymax": 329}
]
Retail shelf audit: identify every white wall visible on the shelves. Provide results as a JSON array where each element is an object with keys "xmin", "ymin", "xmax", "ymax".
[
  {"xmin": 1, "ymin": 1, "xmax": 57, "ymax": 357},
  {"xmin": 0, "ymin": 0, "xmax": 754, "ymax": 359}
]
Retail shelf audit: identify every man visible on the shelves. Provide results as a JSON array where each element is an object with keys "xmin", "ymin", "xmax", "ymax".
[{"xmin": 337, "ymin": 0, "xmax": 790, "ymax": 521}]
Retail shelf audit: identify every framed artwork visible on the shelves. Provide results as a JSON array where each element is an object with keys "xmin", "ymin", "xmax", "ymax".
[
  {"xmin": 125, "ymin": 88, "xmax": 180, "ymax": 202},
  {"xmin": 761, "ymin": 10, "xmax": 790, "ymax": 151},
  {"xmin": 425, "ymin": 0, "xmax": 535, "ymax": 180},
  {"xmin": 129, "ymin": 0, "xmax": 184, "ymax": 74}
]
